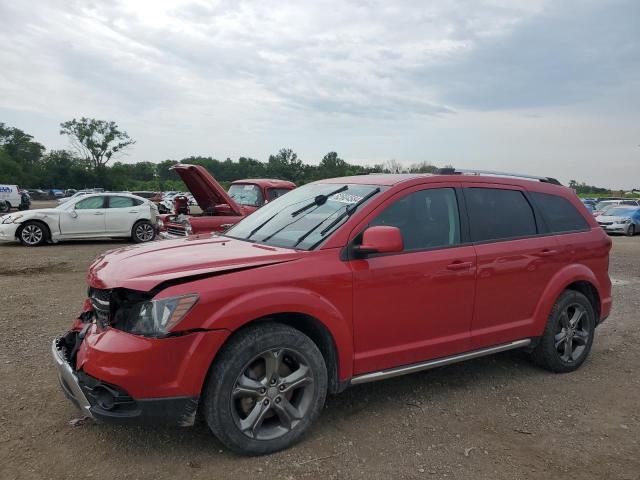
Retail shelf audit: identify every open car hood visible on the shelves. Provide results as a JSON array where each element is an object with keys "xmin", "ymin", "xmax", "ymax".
[
  {"xmin": 87, "ymin": 235, "xmax": 303, "ymax": 291},
  {"xmin": 171, "ymin": 164, "xmax": 243, "ymax": 214}
]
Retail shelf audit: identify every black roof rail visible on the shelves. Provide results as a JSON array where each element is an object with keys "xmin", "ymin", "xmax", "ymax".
[{"xmin": 436, "ymin": 168, "xmax": 562, "ymax": 186}]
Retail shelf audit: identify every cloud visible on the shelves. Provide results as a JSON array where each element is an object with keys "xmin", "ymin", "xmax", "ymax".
[{"xmin": 0, "ymin": 0, "xmax": 638, "ymax": 187}]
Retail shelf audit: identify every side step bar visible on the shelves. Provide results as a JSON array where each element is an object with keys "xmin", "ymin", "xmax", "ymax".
[{"xmin": 350, "ymin": 339, "xmax": 531, "ymax": 385}]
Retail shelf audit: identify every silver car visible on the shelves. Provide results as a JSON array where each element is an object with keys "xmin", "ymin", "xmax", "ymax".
[{"xmin": 596, "ymin": 206, "xmax": 640, "ymax": 236}]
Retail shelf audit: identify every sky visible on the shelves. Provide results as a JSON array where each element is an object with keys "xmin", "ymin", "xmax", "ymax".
[{"xmin": 0, "ymin": 0, "xmax": 639, "ymax": 188}]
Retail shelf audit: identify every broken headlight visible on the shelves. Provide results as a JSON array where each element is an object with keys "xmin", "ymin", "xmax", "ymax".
[{"xmin": 120, "ymin": 294, "xmax": 199, "ymax": 337}]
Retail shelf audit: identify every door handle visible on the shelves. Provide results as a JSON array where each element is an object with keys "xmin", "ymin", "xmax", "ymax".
[
  {"xmin": 93, "ymin": 212, "xmax": 104, "ymax": 215},
  {"xmin": 128, "ymin": 210, "xmax": 139, "ymax": 213},
  {"xmin": 446, "ymin": 261, "xmax": 473, "ymax": 271},
  {"xmin": 535, "ymin": 249, "xmax": 558, "ymax": 257}
]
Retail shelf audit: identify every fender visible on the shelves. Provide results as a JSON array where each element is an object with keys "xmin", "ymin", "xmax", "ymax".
[
  {"xmin": 198, "ymin": 287, "xmax": 353, "ymax": 381},
  {"xmin": 530, "ymin": 263, "xmax": 602, "ymax": 336}
]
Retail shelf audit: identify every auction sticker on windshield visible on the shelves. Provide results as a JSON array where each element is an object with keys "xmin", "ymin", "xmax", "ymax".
[{"xmin": 330, "ymin": 193, "xmax": 363, "ymax": 204}]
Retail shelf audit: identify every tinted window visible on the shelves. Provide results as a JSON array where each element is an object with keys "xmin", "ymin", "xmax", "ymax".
[
  {"xmin": 267, "ymin": 188, "xmax": 292, "ymax": 201},
  {"xmin": 108, "ymin": 196, "xmax": 137, "ymax": 208},
  {"xmin": 530, "ymin": 192, "xmax": 590, "ymax": 233},
  {"xmin": 75, "ymin": 196, "xmax": 104, "ymax": 209},
  {"xmin": 370, "ymin": 188, "xmax": 460, "ymax": 251},
  {"xmin": 465, "ymin": 188, "xmax": 536, "ymax": 242}
]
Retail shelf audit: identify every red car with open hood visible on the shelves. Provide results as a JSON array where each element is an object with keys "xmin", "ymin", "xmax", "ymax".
[
  {"xmin": 158, "ymin": 164, "xmax": 295, "ymax": 237},
  {"xmin": 53, "ymin": 169, "xmax": 612, "ymax": 455}
]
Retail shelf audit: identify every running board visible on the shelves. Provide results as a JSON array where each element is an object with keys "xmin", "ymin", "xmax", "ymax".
[{"xmin": 350, "ymin": 339, "xmax": 532, "ymax": 385}]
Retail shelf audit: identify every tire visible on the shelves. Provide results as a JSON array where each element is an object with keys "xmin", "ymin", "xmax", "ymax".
[
  {"xmin": 203, "ymin": 323, "xmax": 328, "ymax": 455},
  {"xmin": 529, "ymin": 290, "xmax": 596, "ymax": 373},
  {"xmin": 626, "ymin": 224, "xmax": 635, "ymax": 237},
  {"xmin": 18, "ymin": 221, "xmax": 48, "ymax": 246},
  {"xmin": 131, "ymin": 220, "xmax": 156, "ymax": 243},
  {"xmin": 0, "ymin": 201, "xmax": 9, "ymax": 213}
]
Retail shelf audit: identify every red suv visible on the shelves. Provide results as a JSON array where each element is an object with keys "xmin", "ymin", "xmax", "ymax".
[{"xmin": 53, "ymin": 170, "xmax": 612, "ymax": 454}]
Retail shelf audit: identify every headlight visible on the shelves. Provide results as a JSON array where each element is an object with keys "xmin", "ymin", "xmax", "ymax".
[
  {"xmin": 185, "ymin": 222, "xmax": 193, "ymax": 234},
  {"xmin": 621, "ymin": 218, "xmax": 631, "ymax": 224},
  {"xmin": 2, "ymin": 214, "xmax": 22, "ymax": 224},
  {"xmin": 157, "ymin": 218, "xmax": 164, "ymax": 228},
  {"xmin": 120, "ymin": 294, "xmax": 198, "ymax": 337}
]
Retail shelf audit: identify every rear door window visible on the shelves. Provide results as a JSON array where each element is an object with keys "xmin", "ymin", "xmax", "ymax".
[
  {"xmin": 370, "ymin": 188, "xmax": 461, "ymax": 251},
  {"xmin": 530, "ymin": 192, "xmax": 589, "ymax": 233},
  {"xmin": 464, "ymin": 188, "xmax": 536, "ymax": 242}
]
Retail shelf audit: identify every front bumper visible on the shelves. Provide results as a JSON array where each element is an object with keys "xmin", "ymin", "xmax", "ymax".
[
  {"xmin": 53, "ymin": 325, "xmax": 230, "ymax": 426},
  {"xmin": 0, "ymin": 222, "xmax": 18, "ymax": 242},
  {"xmin": 599, "ymin": 223, "xmax": 630, "ymax": 234},
  {"xmin": 52, "ymin": 338, "xmax": 93, "ymax": 417}
]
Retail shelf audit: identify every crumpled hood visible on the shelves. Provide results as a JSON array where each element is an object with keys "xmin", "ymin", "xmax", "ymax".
[{"xmin": 87, "ymin": 235, "xmax": 303, "ymax": 291}]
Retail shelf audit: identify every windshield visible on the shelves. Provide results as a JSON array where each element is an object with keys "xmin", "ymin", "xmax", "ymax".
[
  {"xmin": 607, "ymin": 207, "xmax": 638, "ymax": 217},
  {"xmin": 224, "ymin": 183, "xmax": 381, "ymax": 250},
  {"xmin": 595, "ymin": 202, "xmax": 616, "ymax": 211},
  {"xmin": 229, "ymin": 184, "xmax": 264, "ymax": 207}
]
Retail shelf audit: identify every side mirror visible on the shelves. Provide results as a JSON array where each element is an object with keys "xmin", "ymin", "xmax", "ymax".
[{"xmin": 354, "ymin": 226, "xmax": 403, "ymax": 256}]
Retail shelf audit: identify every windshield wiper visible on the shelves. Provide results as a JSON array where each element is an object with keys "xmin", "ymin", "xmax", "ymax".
[
  {"xmin": 290, "ymin": 185, "xmax": 348, "ymax": 217},
  {"xmin": 246, "ymin": 211, "xmax": 280, "ymax": 239},
  {"xmin": 294, "ymin": 187, "xmax": 381, "ymax": 249}
]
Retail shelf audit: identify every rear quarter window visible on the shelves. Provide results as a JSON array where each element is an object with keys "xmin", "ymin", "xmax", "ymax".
[
  {"xmin": 530, "ymin": 192, "xmax": 590, "ymax": 233},
  {"xmin": 464, "ymin": 187, "xmax": 537, "ymax": 242}
]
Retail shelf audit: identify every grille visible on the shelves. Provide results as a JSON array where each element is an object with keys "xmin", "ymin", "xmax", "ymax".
[
  {"xmin": 167, "ymin": 226, "xmax": 188, "ymax": 236},
  {"xmin": 598, "ymin": 222, "xmax": 613, "ymax": 226},
  {"xmin": 88, "ymin": 287, "xmax": 111, "ymax": 325}
]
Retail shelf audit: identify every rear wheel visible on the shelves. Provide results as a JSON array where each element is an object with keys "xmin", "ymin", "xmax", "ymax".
[
  {"xmin": 18, "ymin": 221, "xmax": 47, "ymax": 246},
  {"xmin": 529, "ymin": 290, "xmax": 595, "ymax": 373},
  {"xmin": 132, "ymin": 220, "xmax": 156, "ymax": 243},
  {"xmin": 203, "ymin": 323, "xmax": 328, "ymax": 455},
  {"xmin": 0, "ymin": 201, "xmax": 9, "ymax": 213}
]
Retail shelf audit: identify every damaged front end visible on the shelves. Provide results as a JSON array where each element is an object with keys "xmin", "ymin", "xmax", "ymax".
[{"xmin": 52, "ymin": 287, "xmax": 208, "ymax": 427}]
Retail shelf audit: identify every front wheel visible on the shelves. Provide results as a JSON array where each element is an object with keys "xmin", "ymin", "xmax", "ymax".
[
  {"xmin": 203, "ymin": 323, "xmax": 328, "ymax": 455},
  {"xmin": 529, "ymin": 290, "xmax": 595, "ymax": 373},
  {"xmin": 626, "ymin": 224, "xmax": 635, "ymax": 237},
  {"xmin": 132, "ymin": 220, "xmax": 156, "ymax": 243},
  {"xmin": 18, "ymin": 221, "xmax": 47, "ymax": 246}
]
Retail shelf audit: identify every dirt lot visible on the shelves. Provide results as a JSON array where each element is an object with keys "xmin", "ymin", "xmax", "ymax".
[{"xmin": 0, "ymin": 222, "xmax": 639, "ymax": 479}]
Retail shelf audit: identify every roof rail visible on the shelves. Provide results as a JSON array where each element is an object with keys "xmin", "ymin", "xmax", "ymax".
[{"xmin": 437, "ymin": 168, "xmax": 562, "ymax": 186}]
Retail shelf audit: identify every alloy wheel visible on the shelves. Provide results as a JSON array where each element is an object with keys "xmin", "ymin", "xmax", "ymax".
[
  {"xmin": 231, "ymin": 348, "xmax": 315, "ymax": 441},
  {"xmin": 554, "ymin": 303, "xmax": 590, "ymax": 363},
  {"xmin": 135, "ymin": 223, "xmax": 155, "ymax": 242},
  {"xmin": 21, "ymin": 224, "xmax": 43, "ymax": 245}
]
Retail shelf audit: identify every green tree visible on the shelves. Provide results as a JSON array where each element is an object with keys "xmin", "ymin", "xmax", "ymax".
[
  {"xmin": 267, "ymin": 148, "xmax": 304, "ymax": 182},
  {"xmin": 60, "ymin": 117, "xmax": 135, "ymax": 170}
]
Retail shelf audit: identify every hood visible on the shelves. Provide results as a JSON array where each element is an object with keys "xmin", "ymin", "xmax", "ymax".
[
  {"xmin": 87, "ymin": 235, "xmax": 304, "ymax": 291},
  {"xmin": 3, "ymin": 208, "xmax": 60, "ymax": 222},
  {"xmin": 171, "ymin": 164, "xmax": 243, "ymax": 214},
  {"xmin": 597, "ymin": 215, "xmax": 629, "ymax": 223}
]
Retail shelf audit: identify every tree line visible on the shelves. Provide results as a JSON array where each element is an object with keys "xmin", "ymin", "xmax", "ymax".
[
  {"xmin": 1, "ymin": 119, "xmax": 437, "ymax": 192},
  {"xmin": 1, "ymin": 118, "xmax": 625, "ymax": 195}
]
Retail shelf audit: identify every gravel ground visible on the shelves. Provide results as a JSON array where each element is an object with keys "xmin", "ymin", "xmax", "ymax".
[{"xmin": 0, "ymin": 214, "xmax": 638, "ymax": 479}]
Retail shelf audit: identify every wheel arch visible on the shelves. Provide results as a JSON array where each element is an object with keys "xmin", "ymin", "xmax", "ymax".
[
  {"xmin": 532, "ymin": 264, "xmax": 603, "ymax": 336},
  {"xmin": 16, "ymin": 218, "xmax": 51, "ymax": 241}
]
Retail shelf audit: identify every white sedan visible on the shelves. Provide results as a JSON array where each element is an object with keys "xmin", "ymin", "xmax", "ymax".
[{"xmin": 0, "ymin": 193, "xmax": 159, "ymax": 246}]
